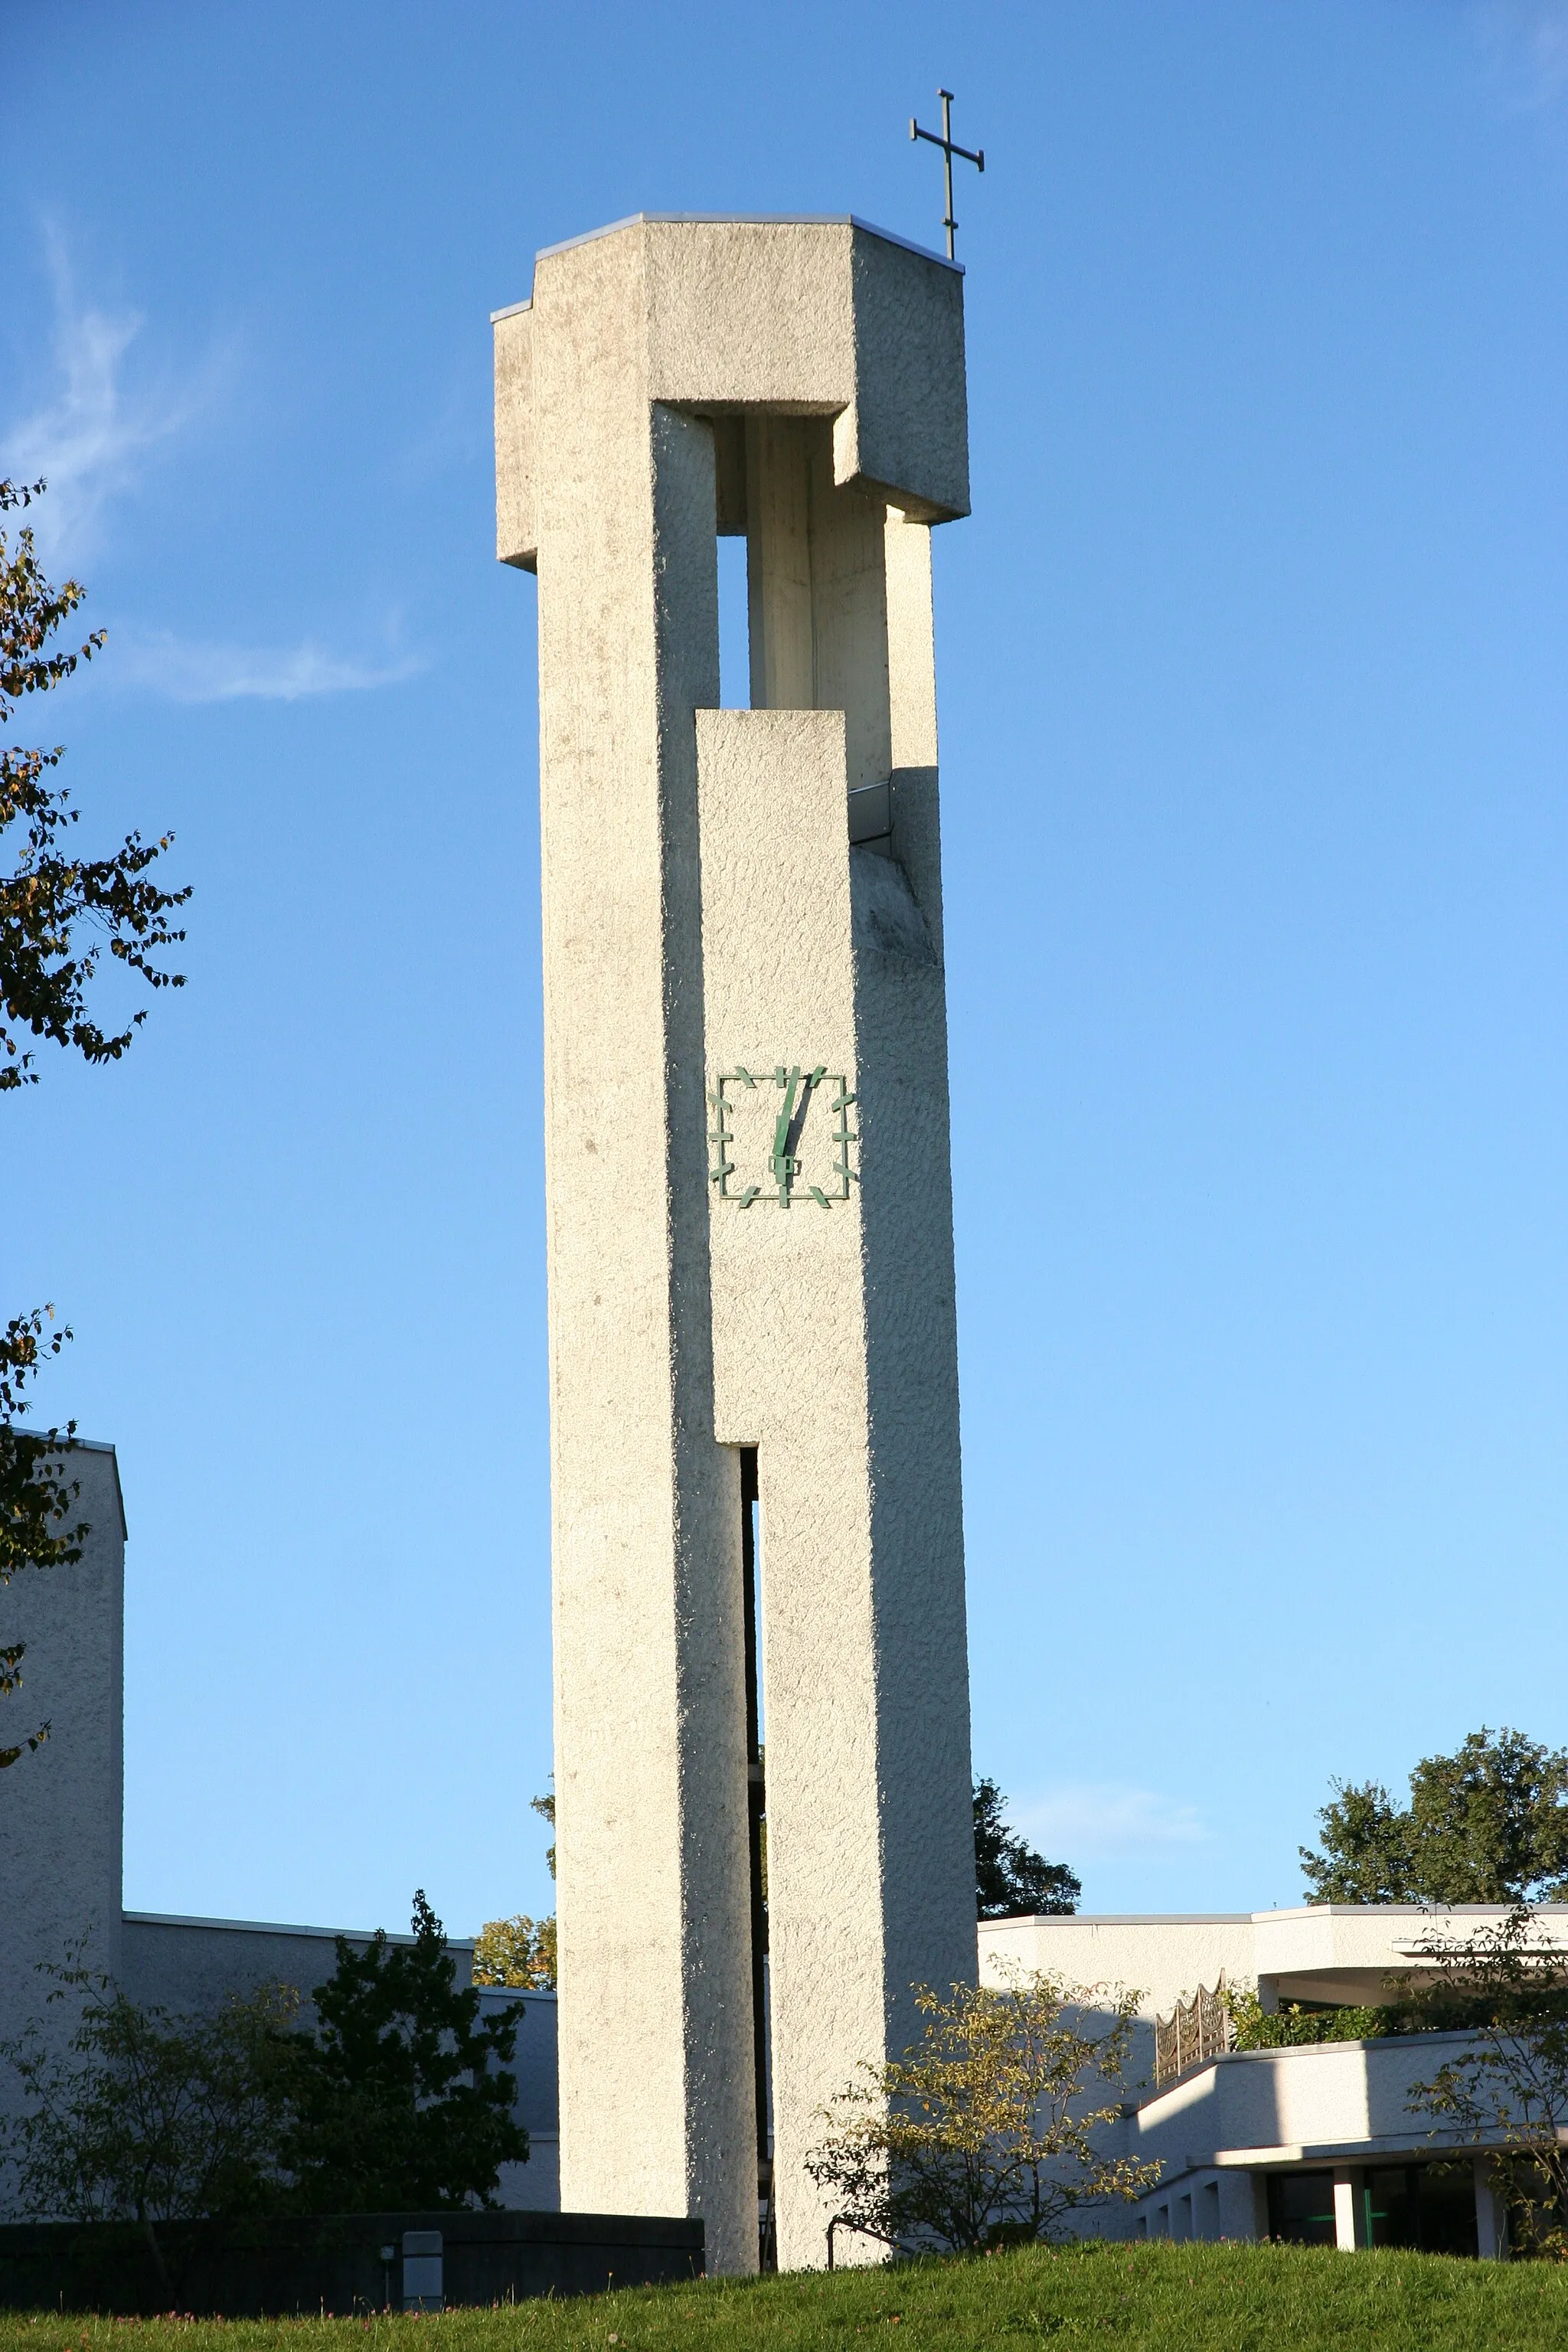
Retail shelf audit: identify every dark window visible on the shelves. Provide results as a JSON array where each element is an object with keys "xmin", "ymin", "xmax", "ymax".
[
  {"xmin": 1416, "ymin": 2164, "xmax": 1479, "ymax": 2259},
  {"xmin": 1268, "ymin": 2171, "xmax": 1337, "ymax": 2247},
  {"xmin": 1363, "ymin": 2167, "xmax": 1421, "ymax": 2249},
  {"xmin": 1364, "ymin": 2164, "xmax": 1478, "ymax": 2256}
]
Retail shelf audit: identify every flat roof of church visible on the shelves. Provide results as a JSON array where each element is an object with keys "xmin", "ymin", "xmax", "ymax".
[
  {"xmin": 124, "ymin": 1908, "xmax": 475, "ymax": 1949},
  {"xmin": 982, "ymin": 1904, "xmax": 1568, "ymax": 1925}
]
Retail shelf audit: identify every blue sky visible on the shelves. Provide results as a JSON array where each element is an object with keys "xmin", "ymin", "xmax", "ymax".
[{"xmin": 3, "ymin": 0, "xmax": 1566, "ymax": 1934}]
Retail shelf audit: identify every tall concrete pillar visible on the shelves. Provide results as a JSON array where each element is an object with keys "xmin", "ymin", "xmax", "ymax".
[
  {"xmin": 493, "ymin": 215, "xmax": 975, "ymax": 2275},
  {"xmin": 1332, "ymin": 2167, "xmax": 1361, "ymax": 2251},
  {"xmin": 1474, "ymin": 2158, "xmax": 1508, "ymax": 2259}
]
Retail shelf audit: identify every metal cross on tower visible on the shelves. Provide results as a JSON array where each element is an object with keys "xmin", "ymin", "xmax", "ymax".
[{"xmin": 910, "ymin": 87, "xmax": 985, "ymax": 261}]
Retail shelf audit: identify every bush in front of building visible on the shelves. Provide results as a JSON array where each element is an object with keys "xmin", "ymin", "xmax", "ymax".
[{"xmin": 806, "ymin": 1968, "xmax": 1159, "ymax": 2254}]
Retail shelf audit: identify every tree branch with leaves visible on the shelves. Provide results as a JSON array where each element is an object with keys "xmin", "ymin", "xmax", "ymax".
[
  {"xmin": 1301, "ymin": 1727, "xmax": 1568, "ymax": 1906},
  {"xmin": 807, "ymin": 1969, "xmax": 1158, "ymax": 2259},
  {"xmin": 0, "ymin": 1952, "xmax": 302, "ymax": 2236},
  {"xmin": 1, "ymin": 479, "xmax": 189, "ymax": 1089},
  {"xmin": 283, "ymin": 1890, "xmax": 528, "ymax": 2210},
  {"xmin": 0, "ymin": 478, "xmax": 188, "ymax": 1769},
  {"xmin": 472, "ymin": 1914, "xmax": 556, "ymax": 1990},
  {"xmin": 474, "ymin": 1788, "xmax": 559, "ymax": 1988},
  {"xmin": 0, "ymin": 1307, "xmax": 87, "ymax": 1767},
  {"xmin": 1405, "ymin": 1904, "xmax": 1568, "ymax": 2256},
  {"xmin": 974, "ymin": 1777, "xmax": 1079, "ymax": 1919}
]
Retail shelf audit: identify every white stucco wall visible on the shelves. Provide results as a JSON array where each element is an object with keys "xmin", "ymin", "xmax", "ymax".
[
  {"xmin": 515, "ymin": 220, "xmax": 755, "ymax": 2275},
  {"xmin": 0, "ymin": 1442, "xmax": 126, "ymax": 2118},
  {"xmin": 978, "ymin": 1909, "xmax": 1547, "ymax": 2250},
  {"xmin": 979, "ymin": 1914, "xmax": 1258, "ymax": 2013},
  {"xmin": 89, "ymin": 1919, "xmax": 557, "ymax": 2218},
  {"xmin": 1122, "ymin": 2030, "xmax": 1517, "ymax": 2247},
  {"xmin": 119, "ymin": 1911, "xmax": 474, "ymax": 2011},
  {"xmin": 978, "ymin": 1913, "xmax": 1257, "ymax": 2092},
  {"xmin": 697, "ymin": 701, "xmax": 972, "ymax": 2268},
  {"xmin": 0, "ymin": 1450, "xmax": 567, "ymax": 2223},
  {"xmin": 978, "ymin": 1903, "xmax": 1568, "ymax": 2033},
  {"xmin": 479, "ymin": 1985, "xmax": 560, "ymax": 2212}
]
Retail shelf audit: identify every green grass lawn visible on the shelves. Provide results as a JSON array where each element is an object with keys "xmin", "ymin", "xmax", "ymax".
[{"xmin": 3, "ymin": 2242, "xmax": 1568, "ymax": 2352}]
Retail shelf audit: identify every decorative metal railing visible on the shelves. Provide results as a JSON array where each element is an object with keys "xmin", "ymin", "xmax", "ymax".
[{"xmin": 1153, "ymin": 1975, "xmax": 1234, "ymax": 2088}]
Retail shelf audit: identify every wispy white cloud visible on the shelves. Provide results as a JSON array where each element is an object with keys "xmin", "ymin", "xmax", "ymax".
[
  {"xmin": 5, "ymin": 233, "xmax": 423, "ymax": 707},
  {"xmin": 2, "ymin": 227, "xmax": 223, "ymax": 563},
  {"xmin": 1016, "ymin": 1782, "xmax": 1210, "ymax": 1864},
  {"xmin": 111, "ymin": 628, "xmax": 424, "ymax": 705},
  {"xmin": 1477, "ymin": 2, "xmax": 1568, "ymax": 106},
  {"xmin": 395, "ymin": 361, "xmax": 488, "ymax": 487}
]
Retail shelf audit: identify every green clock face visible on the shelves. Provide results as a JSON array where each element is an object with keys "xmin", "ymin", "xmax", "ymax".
[{"xmin": 708, "ymin": 1065, "xmax": 858, "ymax": 1208}]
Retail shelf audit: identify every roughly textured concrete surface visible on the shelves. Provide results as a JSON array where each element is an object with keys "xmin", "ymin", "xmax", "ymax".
[
  {"xmin": 495, "ymin": 215, "xmax": 974, "ymax": 2275},
  {"xmin": 698, "ymin": 708, "xmax": 972, "ymax": 2268},
  {"xmin": 0, "ymin": 1445, "xmax": 126, "ymax": 2118}
]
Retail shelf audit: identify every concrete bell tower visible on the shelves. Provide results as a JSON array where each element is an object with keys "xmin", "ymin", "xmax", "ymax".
[{"xmin": 493, "ymin": 214, "xmax": 975, "ymax": 2275}]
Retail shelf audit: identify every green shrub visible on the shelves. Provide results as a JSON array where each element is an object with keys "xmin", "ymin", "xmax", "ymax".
[{"xmin": 1226, "ymin": 1985, "xmax": 1408, "ymax": 2049}]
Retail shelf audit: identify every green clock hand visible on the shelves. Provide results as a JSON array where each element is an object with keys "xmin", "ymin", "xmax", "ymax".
[
  {"xmin": 773, "ymin": 1065, "xmax": 830, "ymax": 1200},
  {"xmin": 771, "ymin": 1067, "xmax": 802, "ymax": 1194}
]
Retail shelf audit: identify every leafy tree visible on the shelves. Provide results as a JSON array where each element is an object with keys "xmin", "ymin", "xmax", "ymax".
[
  {"xmin": 805, "ymin": 1968, "xmax": 1159, "ymax": 2257},
  {"xmin": 1406, "ymin": 1905, "xmax": 1568, "ymax": 2256},
  {"xmin": 531, "ymin": 1786, "xmax": 555, "ymax": 1879},
  {"xmin": 1302, "ymin": 1728, "xmax": 1568, "ymax": 1906},
  {"xmin": 472, "ymin": 1914, "xmax": 556, "ymax": 1990},
  {"xmin": 2, "ymin": 1899, "xmax": 528, "ymax": 2238},
  {"xmin": 1299, "ymin": 1777, "xmax": 1419, "ymax": 1904},
  {"xmin": 285, "ymin": 1890, "xmax": 528, "ymax": 2210},
  {"xmin": 0, "ymin": 1308, "xmax": 87, "ymax": 1767},
  {"xmin": 1, "ymin": 480, "xmax": 187, "ymax": 1083},
  {"xmin": 1, "ymin": 478, "xmax": 188, "ymax": 1767},
  {"xmin": 1, "ymin": 1955, "xmax": 300, "ymax": 2259},
  {"xmin": 974, "ymin": 1777, "xmax": 1080, "ymax": 1919},
  {"xmin": 472, "ymin": 1788, "xmax": 560, "ymax": 1988}
]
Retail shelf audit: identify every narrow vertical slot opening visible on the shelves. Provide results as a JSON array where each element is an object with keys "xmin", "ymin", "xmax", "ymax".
[
  {"xmin": 739, "ymin": 1442, "xmax": 773, "ymax": 2267},
  {"xmin": 714, "ymin": 412, "xmax": 752, "ymax": 711},
  {"xmin": 717, "ymin": 534, "xmax": 752, "ymax": 710}
]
